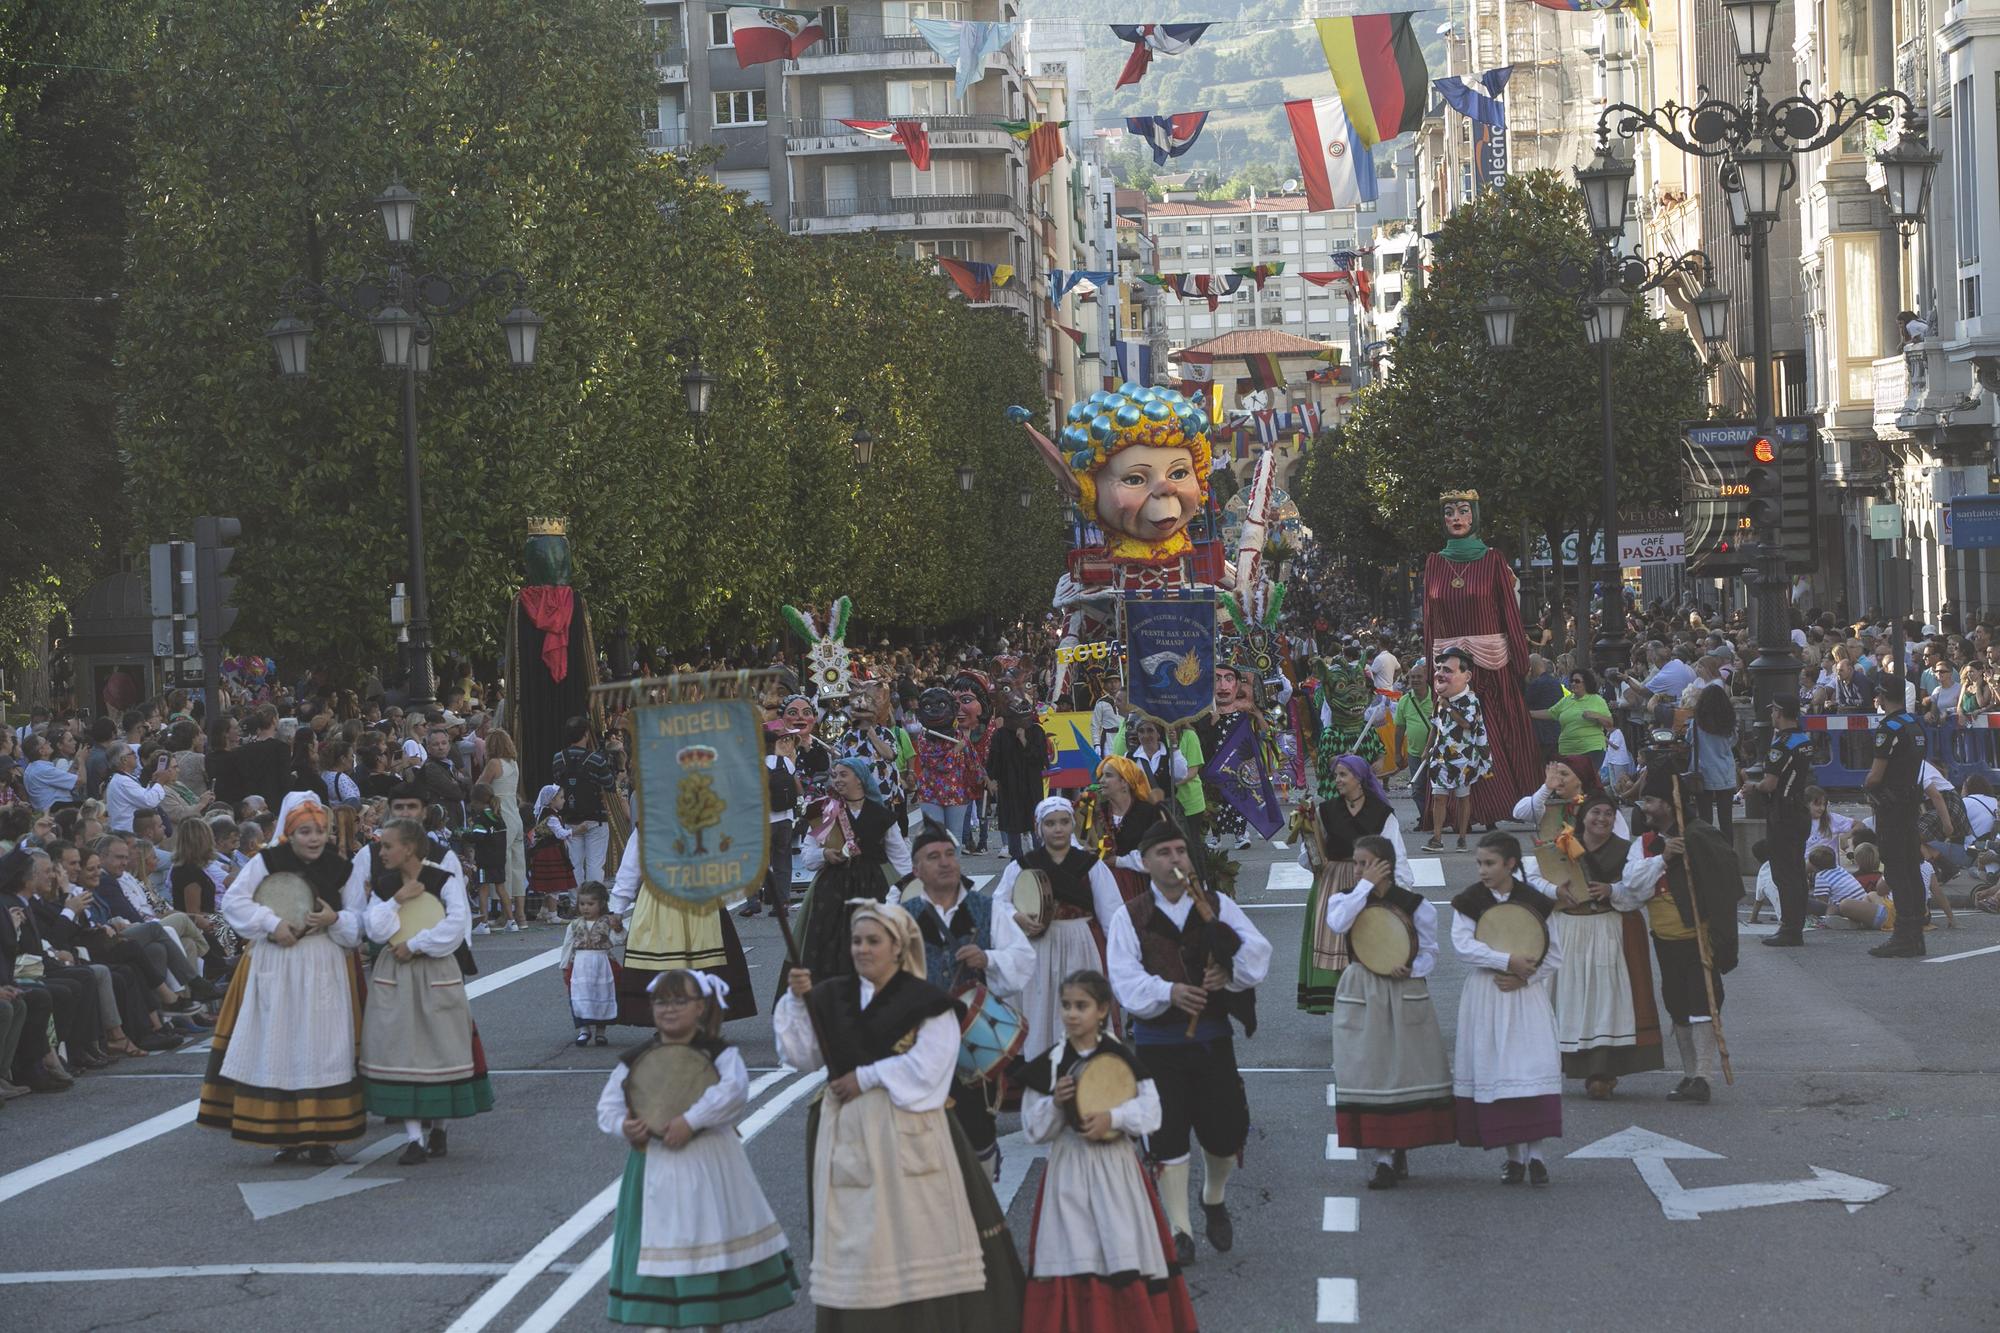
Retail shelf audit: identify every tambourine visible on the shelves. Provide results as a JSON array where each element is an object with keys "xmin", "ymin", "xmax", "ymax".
[
  {"xmin": 253, "ymin": 872, "xmax": 318, "ymax": 935},
  {"xmin": 389, "ymin": 893, "xmax": 446, "ymax": 947},
  {"xmin": 1474, "ymin": 901, "xmax": 1549, "ymax": 968},
  {"xmin": 624, "ymin": 1043, "xmax": 720, "ymax": 1137},
  {"xmin": 1010, "ymin": 868, "xmax": 1052, "ymax": 932},
  {"xmin": 1069, "ymin": 1047, "xmax": 1140, "ymax": 1140},
  {"xmin": 1349, "ymin": 902, "xmax": 1418, "ymax": 976}
]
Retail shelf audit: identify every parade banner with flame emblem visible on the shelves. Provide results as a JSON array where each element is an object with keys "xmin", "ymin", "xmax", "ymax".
[
  {"xmin": 1123, "ymin": 588, "xmax": 1216, "ymax": 729},
  {"xmin": 634, "ymin": 697, "xmax": 769, "ymax": 910}
]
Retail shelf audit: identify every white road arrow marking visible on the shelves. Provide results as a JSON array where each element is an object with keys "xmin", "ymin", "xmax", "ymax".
[
  {"xmin": 237, "ymin": 1133, "xmax": 406, "ymax": 1220},
  {"xmin": 1567, "ymin": 1126, "xmax": 1890, "ymax": 1220}
]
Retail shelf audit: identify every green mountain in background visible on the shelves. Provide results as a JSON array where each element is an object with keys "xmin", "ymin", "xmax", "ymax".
[{"xmin": 1020, "ymin": 2, "xmax": 1450, "ymax": 194}]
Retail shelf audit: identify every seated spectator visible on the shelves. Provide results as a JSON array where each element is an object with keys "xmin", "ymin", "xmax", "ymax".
[
  {"xmin": 1804, "ymin": 787, "xmax": 1853, "ymax": 862},
  {"xmin": 1807, "ymin": 845, "xmax": 1890, "ymax": 929},
  {"xmin": 20, "ymin": 735, "xmax": 80, "ymax": 811}
]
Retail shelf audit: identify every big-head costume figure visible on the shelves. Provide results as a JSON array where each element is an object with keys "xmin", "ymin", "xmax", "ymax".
[
  {"xmin": 504, "ymin": 519, "xmax": 600, "ymax": 799},
  {"xmin": 1421, "ymin": 489, "xmax": 1537, "ymax": 824}
]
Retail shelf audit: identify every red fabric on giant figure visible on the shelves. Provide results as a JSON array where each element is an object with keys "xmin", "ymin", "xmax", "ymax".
[
  {"xmin": 1422, "ymin": 547, "xmax": 1539, "ymax": 826},
  {"xmin": 518, "ymin": 585, "xmax": 574, "ymax": 683}
]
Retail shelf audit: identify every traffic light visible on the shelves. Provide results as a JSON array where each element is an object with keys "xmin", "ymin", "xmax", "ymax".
[
  {"xmin": 1744, "ymin": 435, "xmax": 1781, "ymax": 528},
  {"xmin": 193, "ymin": 516, "xmax": 241, "ymax": 642}
]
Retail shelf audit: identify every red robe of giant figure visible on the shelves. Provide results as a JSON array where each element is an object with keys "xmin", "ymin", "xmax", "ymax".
[{"xmin": 1422, "ymin": 490, "xmax": 1538, "ymax": 826}]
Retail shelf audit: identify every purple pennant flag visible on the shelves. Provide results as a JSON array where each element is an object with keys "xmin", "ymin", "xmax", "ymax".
[{"xmin": 1209, "ymin": 712, "xmax": 1283, "ymax": 838}]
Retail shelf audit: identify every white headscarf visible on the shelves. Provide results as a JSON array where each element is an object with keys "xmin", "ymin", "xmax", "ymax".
[
  {"xmin": 1033, "ymin": 795, "xmax": 1075, "ymax": 827},
  {"xmin": 276, "ymin": 789, "xmax": 330, "ymax": 840},
  {"xmin": 534, "ymin": 784, "xmax": 562, "ymax": 820}
]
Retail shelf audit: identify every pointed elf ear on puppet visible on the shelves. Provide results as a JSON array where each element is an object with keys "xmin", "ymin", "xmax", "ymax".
[
  {"xmin": 783, "ymin": 597, "xmax": 856, "ymax": 700},
  {"xmin": 1006, "ymin": 406, "xmax": 1084, "ymax": 499}
]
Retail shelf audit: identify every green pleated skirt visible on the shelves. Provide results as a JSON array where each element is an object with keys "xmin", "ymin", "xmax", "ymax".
[{"xmin": 607, "ymin": 1150, "xmax": 801, "ymax": 1328}]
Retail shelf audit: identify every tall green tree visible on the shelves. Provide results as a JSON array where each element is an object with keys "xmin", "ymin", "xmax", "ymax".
[
  {"xmin": 118, "ymin": 0, "xmax": 1059, "ymax": 677},
  {"xmin": 1340, "ymin": 172, "xmax": 1708, "ymax": 616},
  {"xmin": 0, "ymin": 0, "xmax": 143, "ymax": 668}
]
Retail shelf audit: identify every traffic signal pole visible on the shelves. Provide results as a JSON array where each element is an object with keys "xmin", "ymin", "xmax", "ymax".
[
  {"xmin": 194, "ymin": 516, "xmax": 241, "ymax": 719},
  {"xmin": 1744, "ymin": 220, "xmax": 1802, "ymax": 719}
]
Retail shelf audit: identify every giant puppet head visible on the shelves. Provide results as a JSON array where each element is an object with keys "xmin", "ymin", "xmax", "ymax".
[
  {"xmin": 1010, "ymin": 385, "xmax": 1214, "ymax": 563},
  {"xmin": 949, "ymin": 670, "xmax": 991, "ymax": 728},
  {"xmin": 1440, "ymin": 489, "xmax": 1481, "ymax": 540}
]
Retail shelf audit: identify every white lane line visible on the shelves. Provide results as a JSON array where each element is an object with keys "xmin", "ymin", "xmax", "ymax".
[
  {"xmin": 0, "ymin": 1262, "xmax": 533, "ymax": 1284},
  {"xmin": 449, "ymin": 1066, "xmax": 822, "ymax": 1333},
  {"xmin": 0, "ymin": 945, "xmax": 567, "ymax": 1206},
  {"xmin": 1324, "ymin": 1133, "xmax": 1356, "ymax": 1162},
  {"xmin": 512, "ymin": 1237, "xmax": 613, "ymax": 1333},
  {"xmin": 1925, "ymin": 942, "xmax": 2000, "ymax": 963},
  {"xmin": 1321, "ymin": 1197, "xmax": 1358, "ymax": 1232},
  {"xmin": 1411, "ymin": 857, "xmax": 1445, "ymax": 888},
  {"xmin": 0, "ymin": 1102, "xmax": 197, "ymax": 1206},
  {"xmin": 1241, "ymin": 903, "xmax": 1304, "ymax": 910},
  {"xmin": 1316, "ymin": 1276, "xmax": 1359, "ymax": 1323}
]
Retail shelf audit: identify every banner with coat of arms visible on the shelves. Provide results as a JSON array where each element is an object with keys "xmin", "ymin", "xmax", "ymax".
[
  {"xmin": 634, "ymin": 697, "xmax": 770, "ymax": 910},
  {"xmin": 1122, "ymin": 588, "xmax": 1216, "ymax": 728}
]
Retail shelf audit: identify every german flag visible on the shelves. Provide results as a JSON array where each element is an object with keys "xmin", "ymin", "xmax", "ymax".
[{"xmin": 1314, "ymin": 14, "xmax": 1429, "ymax": 147}]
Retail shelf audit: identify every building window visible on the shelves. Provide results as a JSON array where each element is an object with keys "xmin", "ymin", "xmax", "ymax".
[
  {"xmin": 1187, "ymin": 244, "xmax": 1206, "ymax": 258},
  {"xmin": 1281, "ymin": 239, "xmax": 1299, "ymax": 255},
  {"xmin": 714, "ymin": 89, "xmax": 767, "ymax": 125},
  {"xmin": 901, "ymin": 238, "xmax": 975, "ymax": 261},
  {"xmin": 1953, "ymin": 76, "xmax": 1977, "ymax": 265},
  {"xmin": 1304, "ymin": 215, "xmax": 1327, "ymax": 229},
  {"xmin": 709, "ymin": 10, "xmax": 731, "ymax": 46},
  {"xmin": 1280, "ymin": 215, "xmax": 1300, "ymax": 230},
  {"xmin": 892, "ymin": 156, "xmax": 976, "ymax": 194},
  {"xmin": 887, "ymin": 79, "xmax": 964, "ymax": 116},
  {"xmin": 884, "ymin": 1, "xmax": 964, "ymax": 36},
  {"xmin": 1159, "ymin": 221, "xmax": 1180, "ymax": 235},
  {"xmin": 1161, "ymin": 245, "xmax": 1182, "ymax": 259}
]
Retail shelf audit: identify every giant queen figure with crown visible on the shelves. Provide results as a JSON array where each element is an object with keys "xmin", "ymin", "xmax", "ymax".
[{"xmin": 1422, "ymin": 489, "xmax": 1538, "ymax": 826}]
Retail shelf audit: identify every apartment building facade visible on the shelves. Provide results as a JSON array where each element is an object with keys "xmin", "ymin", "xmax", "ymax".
[{"xmin": 1147, "ymin": 196, "xmax": 1374, "ymax": 355}]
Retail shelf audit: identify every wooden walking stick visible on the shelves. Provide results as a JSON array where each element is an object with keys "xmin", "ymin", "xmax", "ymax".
[{"xmin": 1669, "ymin": 773, "xmax": 1734, "ymax": 1085}]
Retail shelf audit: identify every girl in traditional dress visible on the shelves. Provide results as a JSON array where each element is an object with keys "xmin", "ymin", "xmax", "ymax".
[
  {"xmin": 775, "ymin": 900, "xmax": 1026, "ymax": 1332},
  {"xmin": 1299, "ymin": 754, "xmax": 1413, "ymax": 1014},
  {"xmin": 1092, "ymin": 756, "xmax": 1165, "ymax": 901},
  {"xmin": 1449, "ymin": 832, "xmax": 1562, "ymax": 1185},
  {"xmin": 994, "ymin": 797, "xmax": 1126, "ymax": 1067},
  {"xmin": 597, "ymin": 970, "xmax": 799, "ymax": 1330},
  {"xmin": 1515, "ymin": 777, "xmax": 1664, "ymax": 1101},
  {"xmin": 562, "ymin": 881, "xmax": 625, "ymax": 1046},
  {"xmin": 360, "ymin": 817, "xmax": 494, "ymax": 1164},
  {"xmin": 785, "ymin": 757, "xmax": 912, "ymax": 997},
  {"xmin": 611, "ymin": 819, "xmax": 759, "ymax": 1026},
  {"xmin": 526, "ymin": 784, "xmax": 577, "ymax": 917},
  {"xmin": 1421, "ymin": 649, "xmax": 1491, "ymax": 853},
  {"xmin": 1020, "ymin": 969, "xmax": 1198, "ymax": 1333},
  {"xmin": 198, "ymin": 791, "xmax": 366, "ymax": 1165},
  {"xmin": 1325, "ymin": 835, "xmax": 1455, "ymax": 1190}
]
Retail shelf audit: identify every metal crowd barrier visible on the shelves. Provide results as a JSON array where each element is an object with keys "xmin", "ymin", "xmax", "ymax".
[{"xmin": 1799, "ymin": 712, "xmax": 2000, "ymax": 790}]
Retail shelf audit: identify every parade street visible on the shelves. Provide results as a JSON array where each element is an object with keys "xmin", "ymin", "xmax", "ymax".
[{"xmin": 2, "ymin": 835, "xmax": 1995, "ymax": 1333}]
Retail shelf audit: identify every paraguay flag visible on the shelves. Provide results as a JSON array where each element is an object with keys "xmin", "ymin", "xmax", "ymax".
[
  {"xmin": 728, "ymin": 5, "xmax": 825, "ymax": 67},
  {"xmin": 1312, "ymin": 14, "xmax": 1429, "ymax": 147},
  {"xmin": 1284, "ymin": 97, "xmax": 1380, "ymax": 213},
  {"xmin": 1125, "ymin": 112, "xmax": 1211, "ymax": 166},
  {"xmin": 1110, "ymin": 23, "xmax": 1213, "ymax": 88}
]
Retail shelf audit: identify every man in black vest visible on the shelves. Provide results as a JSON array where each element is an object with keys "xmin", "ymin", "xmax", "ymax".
[
  {"xmin": 1105, "ymin": 819, "xmax": 1271, "ymax": 1266},
  {"xmin": 1865, "ymin": 674, "xmax": 1928, "ymax": 958},
  {"xmin": 1749, "ymin": 695, "xmax": 1815, "ymax": 947}
]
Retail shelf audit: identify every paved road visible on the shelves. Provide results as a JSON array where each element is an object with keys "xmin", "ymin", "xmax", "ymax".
[{"xmin": 4, "ymin": 828, "xmax": 1997, "ymax": 1331}]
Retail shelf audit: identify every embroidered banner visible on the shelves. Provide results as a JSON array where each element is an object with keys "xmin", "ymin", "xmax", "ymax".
[
  {"xmin": 1210, "ymin": 711, "xmax": 1283, "ymax": 837},
  {"xmin": 1123, "ymin": 588, "xmax": 1216, "ymax": 729},
  {"xmin": 635, "ymin": 697, "xmax": 770, "ymax": 909}
]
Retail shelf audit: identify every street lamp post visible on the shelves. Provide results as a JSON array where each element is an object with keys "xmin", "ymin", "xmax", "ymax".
[
  {"xmin": 1594, "ymin": 3, "xmax": 1938, "ymax": 712},
  {"xmin": 1481, "ymin": 217, "xmax": 1726, "ymax": 675},
  {"xmin": 265, "ymin": 182, "xmax": 543, "ymax": 707}
]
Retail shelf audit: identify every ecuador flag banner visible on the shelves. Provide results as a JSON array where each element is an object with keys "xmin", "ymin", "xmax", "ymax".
[{"xmin": 1313, "ymin": 14, "xmax": 1429, "ymax": 147}]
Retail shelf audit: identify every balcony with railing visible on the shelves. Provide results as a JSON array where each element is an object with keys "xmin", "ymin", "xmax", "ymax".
[
  {"xmin": 784, "ymin": 116, "xmax": 1021, "ymax": 156},
  {"xmin": 788, "ymin": 192, "xmax": 1027, "ymax": 236},
  {"xmin": 651, "ymin": 44, "xmax": 688, "ymax": 82},
  {"xmin": 790, "ymin": 31, "xmax": 1018, "ymax": 78},
  {"xmin": 643, "ymin": 127, "xmax": 691, "ymax": 153}
]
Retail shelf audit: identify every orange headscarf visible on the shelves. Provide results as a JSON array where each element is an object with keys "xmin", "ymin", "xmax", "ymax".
[{"xmin": 1096, "ymin": 755, "xmax": 1156, "ymax": 805}]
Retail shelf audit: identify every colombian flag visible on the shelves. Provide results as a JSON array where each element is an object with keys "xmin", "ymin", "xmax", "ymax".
[{"xmin": 1313, "ymin": 14, "xmax": 1429, "ymax": 147}]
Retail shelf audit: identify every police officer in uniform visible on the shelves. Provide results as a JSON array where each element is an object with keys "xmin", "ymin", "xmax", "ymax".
[
  {"xmin": 1750, "ymin": 695, "xmax": 1815, "ymax": 947},
  {"xmin": 1864, "ymin": 674, "xmax": 1928, "ymax": 958}
]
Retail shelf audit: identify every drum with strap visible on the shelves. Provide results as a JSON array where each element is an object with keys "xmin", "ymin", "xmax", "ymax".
[
  {"xmin": 952, "ymin": 983, "xmax": 1027, "ymax": 1085},
  {"xmin": 390, "ymin": 894, "xmax": 447, "ymax": 947},
  {"xmin": 624, "ymin": 1043, "xmax": 721, "ymax": 1137},
  {"xmin": 1474, "ymin": 900, "xmax": 1549, "ymax": 968},
  {"xmin": 1009, "ymin": 868, "xmax": 1052, "ymax": 932},
  {"xmin": 253, "ymin": 871, "xmax": 318, "ymax": 935},
  {"xmin": 1349, "ymin": 902, "xmax": 1418, "ymax": 976}
]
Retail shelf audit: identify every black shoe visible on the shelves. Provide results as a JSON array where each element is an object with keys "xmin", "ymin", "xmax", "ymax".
[
  {"xmin": 1528, "ymin": 1159, "xmax": 1549, "ymax": 1187},
  {"xmin": 1501, "ymin": 1161, "xmax": 1526, "ymax": 1185},
  {"xmin": 1763, "ymin": 931, "xmax": 1805, "ymax": 947},
  {"xmin": 162, "ymin": 997, "xmax": 201, "ymax": 1016},
  {"xmin": 427, "ymin": 1126, "xmax": 447, "ymax": 1158},
  {"xmin": 737, "ymin": 900, "xmax": 763, "ymax": 917},
  {"xmin": 576, "ymin": 1028, "xmax": 591, "ymax": 1047},
  {"xmin": 594, "ymin": 1030, "xmax": 608, "ymax": 1047},
  {"xmin": 1869, "ymin": 936, "xmax": 1926, "ymax": 958},
  {"xmin": 1392, "ymin": 1149, "xmax": 1409, "ymax": 1179},
  {"xmin": 25, "ymin": 1070, "xmax": 73, "ymax": 1094},
  {"xmin": 136, "ymin": 1032, "xmax": 183, "ymax": 1051},
  {"xmin": 191, "ymin": 977, "xmax": 227, "ymax": 1001},
  {"xmin": 1667, "ymin": 1077, "xmax": 1712, "ymax": 1104},
  {"xmin": 1367, "ymin": 1164, "xmax": 1398, "ymax": 1190},
  {"xmin": 302, "ymin": 1146, "xmax": 339, "ymax": 1167},
  {"xmin": 1173, "ymin": 1231, "xmax": 1196, "ymax": 1266},
  {"xmin": 1202, "ymin": 1201, "xmax": 1233, "ymax": 1252},
  {"xmin": 397, "ymin": 1141, "xmax": 429, "ymax": 1166},
  {"xmin": 272, "ymin": 1147, "xmax": 303, "ymax": 1165}
]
